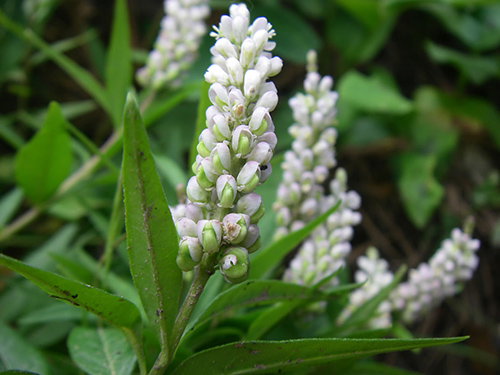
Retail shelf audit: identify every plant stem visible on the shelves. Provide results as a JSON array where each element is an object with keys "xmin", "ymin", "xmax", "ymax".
[
  {"xmin": 122, "ymin": 327, "xmax": 148, "ymax": 375},
  {"xmin": 169, "ymin": 254, "xmax": 218, "ymax": 360}
]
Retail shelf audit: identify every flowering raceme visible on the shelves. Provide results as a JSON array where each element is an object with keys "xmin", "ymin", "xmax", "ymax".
[
  {"xmin": 340, "ymin": 227, "xmax": 480, "ymax": 327},
  {"xmin": 136, "ymin": 0, "xmax": 209, "ymax": 89},
  {"xmin": 174, "ymin": 3, "xmax": 282, "ymax": 283},
  {"xmin": 275, "ymin": 51, "xmax": 361, "ymax": 288}
]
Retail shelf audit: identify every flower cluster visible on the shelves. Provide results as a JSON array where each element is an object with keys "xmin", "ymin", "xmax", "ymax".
[
  {"xmin": 338, "ymin": 247, "xmax": 394, "ymax": 328},
  {"xmin": 275, "ymin": 51, "xmax": 361, "ymax": 287},
  {"xmin": 340, "ymin": 228, "xmax": 480, "ymax": 328},
  {"xmin": 391, "ymin": 228, "xmax": 480, "ymax": 324},
  {"xmin": 175, "ymin": 4, "xmax": 282, "ymax": 284},
  {"xmin": 136, "ymin": 0, "xmax": 209, "ymax": 90}
]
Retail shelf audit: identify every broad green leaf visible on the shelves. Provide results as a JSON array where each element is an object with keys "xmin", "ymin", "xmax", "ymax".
[
  {"xmin": 0, "ymin": 254, "xmax": 141, "ymax": 329},
  {"xmin": 0, "ymin": 9, "xmax": 109, "ymax": 115},
  {"xmin": 326, "ymin": 8, "xmax": 395, "ymax": 68},
  {"xmin": 68, "ymin": 326, "xmax": 136, "ymax": 375},
  {"xmin": 190, "ymin": 80, "xmax": 211, "ymax": 168},
  {"xmin": 338, "ymin": 71, "xmax": 413, "ymax": 115},
  {"xmin": 253, "ymin": 4, "xmax": 320, "ymax": 63},
  {"xmin": 251, "ymin": 202, "xmax": 340, "ymax": 279},
  {"xmin": 14, "ymin": 102, "xmax": 72, "ymax": 204},
  {"xmin": 397, "ymin": 153, "xmax": 444, "ymax": 228},
  {"xmin": 122, "ymin": 93, "xmax": 181, "ymax": 344},
  {"xmin": 171, "ymin": 336, "xmax": 468, "ymax": 375},
  {"xmin": 0, "ymin": 371, "xmax": 40, "ymax": 375},
  {"xmin": 105, "ymin": 0, "xmax": 132, "ymax": 128},
  {"xmin": 422, "ymin": 3, "xmax": 500, "ymax": 51},
  {"xmin": 0, "ymin": 321, "xmax": 49, "ymax": 374},
  {"xmin": 188, "ymin": 280, "xmax": 330, "ymax": 336},
  {"xmin": 337, "ymin": 0, "xmax": 384, "ymax": 29},
  {"xmin": 425, "ymin": 41, "xmax": 499, "ymax": 85}
]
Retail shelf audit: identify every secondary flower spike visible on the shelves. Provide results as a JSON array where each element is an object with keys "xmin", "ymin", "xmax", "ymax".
[
  {"xmin": 175, "ymin": 3, "xmax": 282, "ymax": 283},
  {"xmin": 136, "ymin": 0, "xmax": 210, "ymax": 90},
  {"xmin": 276, "ymin": 51, "xmax": 361, "ymax": 288}
]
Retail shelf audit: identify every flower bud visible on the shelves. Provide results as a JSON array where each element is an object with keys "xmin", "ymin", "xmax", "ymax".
[
  {"xmin": 209, "ymin": 113, "xmax": 231, "ymax": 141},
  {"xmin": 256, "ymin": 132, "xmax": 277, "ymax": 149},
  {"xmin": 213, "ymin": 37, "xmax": 238, "ymax": 58},
  {"xmin": 254, "ymin": 56, "xmax": 270, "ymax": 77},
  {"xmin": 247, "ymin": 142, "xmax": 273, "ymax": 164},
  {"xmin": 197, "ymin": 220, "xmax": 222, "ymax": 254},
  {"xmin": 219, "ymin": 246, "xmax": 249, "ymax": 284},
  {"xmin": 177, "ymin": 237, "xmax": 203, "ymax": 271},
  {"xmin": 255, "ymin": 91, "xmax": 278, "ymax": 111},
  {"xmin": 209, "ymin": 83, "xmax": 229, "ymax": 110},
  {"xmin": 268, "ymin": 56, "xmax": 283, "ymax": 77},
  {"xmin": 211, "ymin": 143, "xmax": 232, "ymax": 174},
  {"xmin": 205, "ymin": 64, "xmax": 230, "ymax": 86},
  {"xmin": 227, "ymin": 57, "xmax": 244, "ymax": 86},
  {"xmin": 195, "ymin": 158, "xmax": 217, "ymax": 189},
  {"xmin": 223, "ymin": 213, "xmax": 250, "ymax": 244},
  {"xmin": 236, "ymin": 193, "xmax": 265, "ymax": 224},
  {"xmin": 237, "ymin": 161, "xmax": 260, "ymax": 193},
  {"xmin": 216, "ymin": 174, "xmax": 237, "ymax": 208},
  {"xmin": 240, "ymin": 38, "xmax": 256, "ymax": 69},
  {"xmin": 259, "ymin": 162, "xmax": 272, "ymax": 183},
  {"xmin": 249, "ymin": 107, "xmax": 272, "ymax": 136},
  {"xmin": 186, "ymin": 176, "xmax": 209, "ymax": 206},
  {"xmin": 185, "ymin": 203, "xmax": 204, "ymax": 222},
  {"xmin": 229, "ymin": 88, "xmax": 246, "ymax": 118},
  {"xmin": 244, "ymin": 69, "xmax": 262, "ymax": 100},
  {"xmin": 232, "ymin": 125, "xmax": 253, "ymax": 156},
  {"xmin": 176, "ymin": 218, "xmax": 197, "ymax": 238}
]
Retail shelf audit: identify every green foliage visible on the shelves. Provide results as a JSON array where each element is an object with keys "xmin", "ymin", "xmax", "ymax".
[
  {"xmin": 68, "ymin": 326, "xmax": 136, "ymax": 375},
  {"xmin": 122, "ymin": 93, "xmax": 182, "ymax": 347},
  {"xmin": 14, "ymin": 102, "xmax": 72, "ymax": 204},
  {"xmin": 171, "ymin": 337, "xmax": 467, "ymax": 375},
  {"xmin": 0, "ymin": 0, "xmax": 496, "ymax": 374}
]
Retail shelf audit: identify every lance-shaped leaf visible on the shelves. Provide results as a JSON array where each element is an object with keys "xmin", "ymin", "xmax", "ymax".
[
  {"xmin": 122, "ymin": 93, "xmax": 181, "ymax": 345},
  {"xmin": 171, "ymin": 336, "xmax": 468, "ymax": 375},
  {"xmin": 187, "ymin": 280, "xmax": 331, "ymax": 337},
  {"xmin": 0, "ymin": 254, "xmax": 140, "ymax": 329},
  {"xmin": 105, "ymin": 0, "xmax": 132, "ymax": 128},
  {"xmin": 14, "ymin": 102, "xmax": 72, "ymax": 204}
]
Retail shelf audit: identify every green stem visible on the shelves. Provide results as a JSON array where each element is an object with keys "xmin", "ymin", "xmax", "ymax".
[
  {"xmin": 168, "ymin": 254, "xmax": 218, "ymax": 361},
  {"xmin": 122, "ymin": 327, "xmax": 148, "ymax": 375}
]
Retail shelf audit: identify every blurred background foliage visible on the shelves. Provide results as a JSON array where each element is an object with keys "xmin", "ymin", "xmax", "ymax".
[{"xmin": 0, "ymin": 0, "xmax": 498, "ymax": 374}]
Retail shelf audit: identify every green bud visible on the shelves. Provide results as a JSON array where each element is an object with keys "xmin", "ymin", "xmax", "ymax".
[{"xmin": 219, "ymin": 247, "xmax": 249, "ymax": 284}]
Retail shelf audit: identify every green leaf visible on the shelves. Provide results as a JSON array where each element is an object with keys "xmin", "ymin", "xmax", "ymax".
[
  {"xmin": 14, "ymin": 102, "xmax": 72, "ymax": 204},
  {"xmin": 122, "ymin": 93, "xmax": 182, "ymax": 344},
  {"xmin": 0, "ymin": 9, "xmax": 110, "ymax": 115},
  {"xmin": 105, "ymin": 0, "xmax": 132, "ymax": 127},
  {"xmin": 246, "ymin": 301, "xmax": 302, "ymax": 340},
  {"xmin": 68, "ymin": 326, "xmax": 136, "ymax": 375},
  {"xmin": 425, "ymin": 41, "xmax": 499, "ymax": 85},
  {"xmin": 0, "ymin": 321, "xmax": 49, "ymax": 374},
  {"xmin": 190, "ymin": 80, "xmax": 211, "ymax": 168},
  {"xmin": 0, "ymin": 371, "xmax": 40, "ymax": 375},
  {"xmin": 171, "ymin": 336, "xmax": 468, "ymax": 375},
  {"xmin": 422, "ymin": 3, "xmax": 500, "ymax": 52},
  {"xmin": 338, "ymin": 71, "xmax": 413, "ymax": 115},
  {"xmin": 337, "ymin": 0, "xmax": 384, "ymax": 29},
  {"xmin": 397, "ymin": 153, "xmax": 444, "ymax": 228},
  {"xmin": 253, "ymin": 4, "xmax": 320, "ymax": 63},
  {"xmin": 188, "ymin": 280, "xmax": 329, "ymax": 336},
  {"xmin": 250, "ymin": 202, "xmax": 340, "ymax": 279},
  {"xmin": 0, "ymin": 254, "xmax": 141, "ymax": 329}
]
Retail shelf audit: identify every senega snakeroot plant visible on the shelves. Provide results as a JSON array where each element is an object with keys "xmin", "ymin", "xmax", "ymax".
[{"xmin": 0, "ymin": 3, "xmax": 472, "ymax": 375}]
